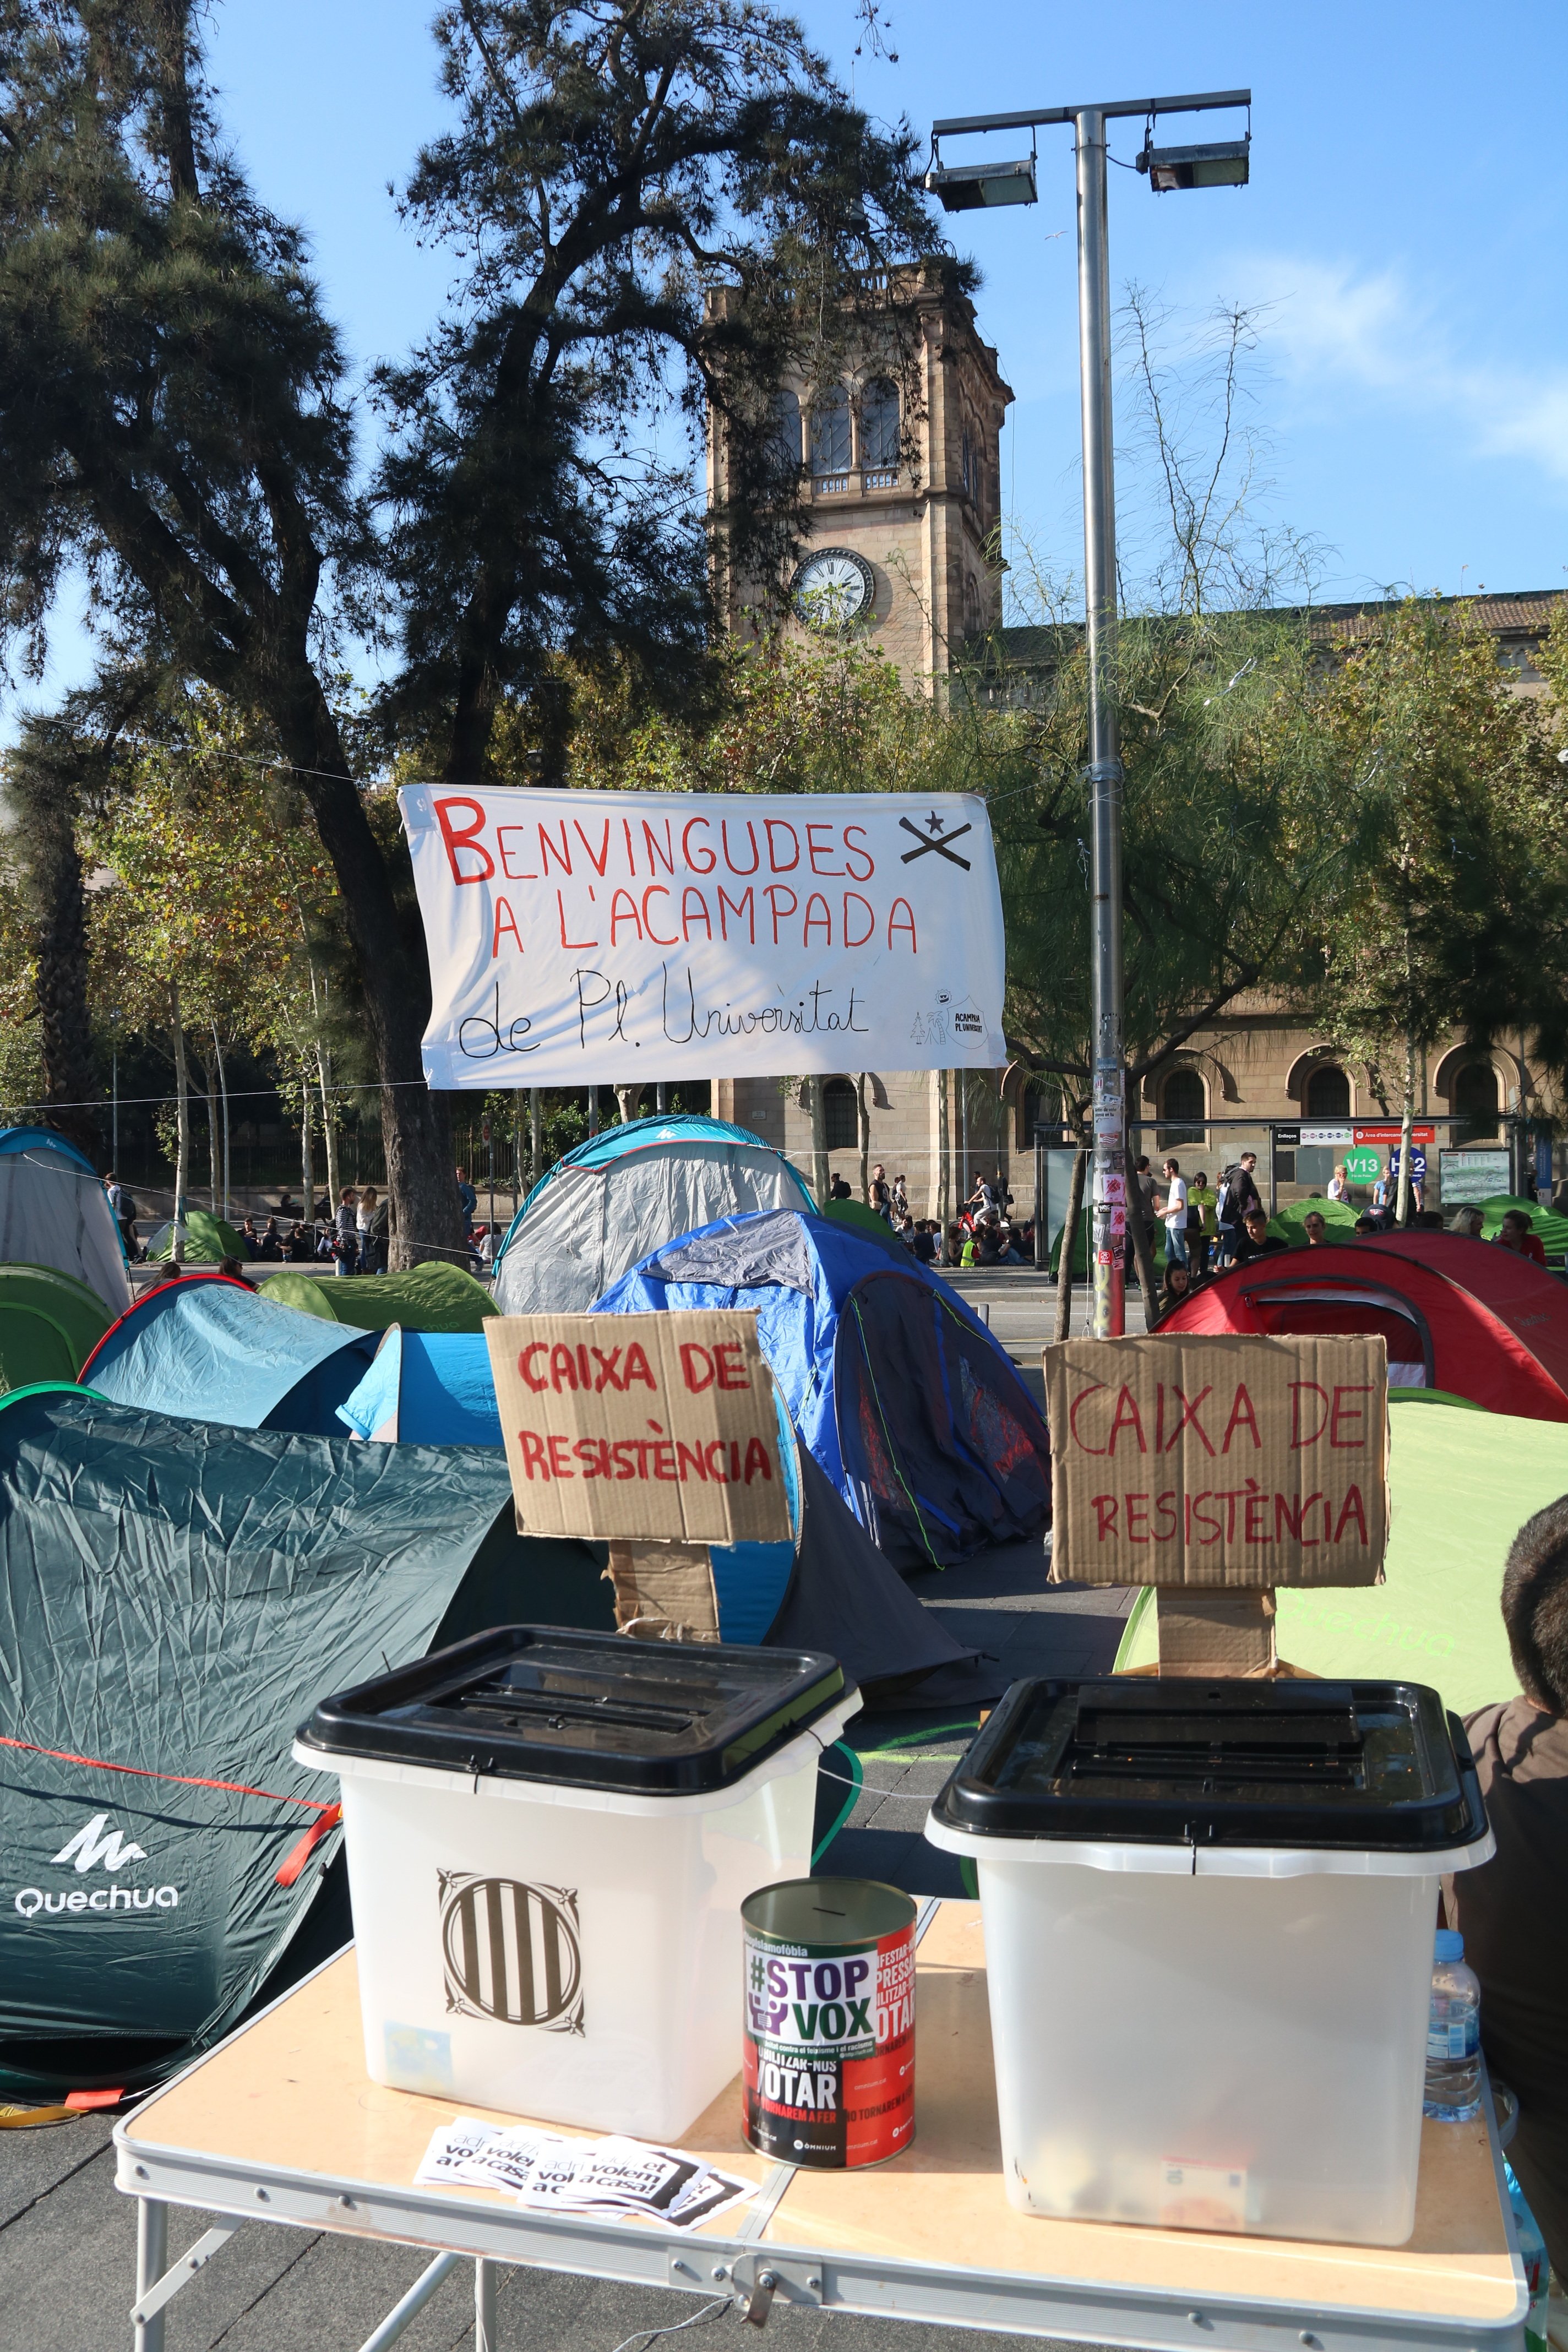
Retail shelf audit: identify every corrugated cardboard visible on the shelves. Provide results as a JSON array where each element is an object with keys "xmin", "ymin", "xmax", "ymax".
[
  {"xmin": 605, "ymin": 1542, "xmax": 721, "ymax": 1643},
  {"xmin": 1156, "ymin": 1587, "xmax": 1277, "ymax": 1676},
  {"xmin": 1045, "ymin": 1333, "xmax": 1389, "ymax": 1588},
  {"xmin": 485, "ymin": 1311, "xmax": 792, "ymax": 1543}
]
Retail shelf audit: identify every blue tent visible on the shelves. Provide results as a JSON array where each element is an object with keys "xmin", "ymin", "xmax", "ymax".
[
  {"xmin": 80, "ymin": 1274, "xmax": 377, "ymax": 1434},
  {"xmin": 493, "ymin": 1113, "xmax": 815, "ymax": 1315},
  {"xmin": 596, "ymin": 1208, "xmax": 1051, "ymax": 1571},
  {"xmin": 337, "ymin": 1327, "xmax": 504, "ymax": 1446}
]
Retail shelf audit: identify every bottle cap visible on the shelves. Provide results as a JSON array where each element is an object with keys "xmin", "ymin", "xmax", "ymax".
[{"xmin": 1434, "ymin": 1928, "xmax": 1464, "ymax": 1963}]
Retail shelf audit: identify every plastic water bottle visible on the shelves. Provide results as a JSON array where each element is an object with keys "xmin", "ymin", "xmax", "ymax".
[{"xmin": 1424, "ymin": 1929, "xmax": 1481, "ymax": 2122}]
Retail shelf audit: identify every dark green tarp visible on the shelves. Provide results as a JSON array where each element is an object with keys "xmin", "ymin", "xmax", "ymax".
[{"xmin": 0, "ymin": 1387, "xmax": 611, "ymax": 2095}]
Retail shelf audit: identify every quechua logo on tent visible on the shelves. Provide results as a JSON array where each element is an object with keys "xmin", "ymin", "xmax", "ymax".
[
  {"xmin": 11, "ymin": 1813, "xmax": 180, "ymax": 1919},
  {"xmin": 438, "ymin": 1871, "xmax": 584, "ymax": 2035}
]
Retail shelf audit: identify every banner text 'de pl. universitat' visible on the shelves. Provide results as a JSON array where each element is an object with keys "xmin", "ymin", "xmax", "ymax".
[{"xmin": 400, "ymin": 786, "xmax": 1009, "ymax": 1087}]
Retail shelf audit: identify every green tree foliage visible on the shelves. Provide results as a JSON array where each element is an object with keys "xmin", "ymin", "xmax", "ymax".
[
  {"xmin": 0, "ymin": 0, "xmax": 940, "ymax": 1254},
  {"xmin": 1305, "ymin": 598, "xmax": 1568, "ymax": 1139}
]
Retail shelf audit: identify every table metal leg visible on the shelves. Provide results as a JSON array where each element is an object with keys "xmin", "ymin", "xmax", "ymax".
[
  {"xmin": 475, "ymin": 2255, "xmax": 498, "ymax": 2351},
  {"xmin": 356, "ymin": 2251, "xmax": 462, "ymax": 2352},
  {"xmin": 134, "ymin": 2198, "xmax": 168, "ymax": 2352}
]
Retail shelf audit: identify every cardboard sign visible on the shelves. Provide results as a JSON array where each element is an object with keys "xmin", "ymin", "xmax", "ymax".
[
  {"xmin": 1045, "ymin": 1334, "xmax": 1389, "ymax": 1589},
  {"xmin": 485, "ymin": 1313, "xmax": 792, "ymax": 1544}
]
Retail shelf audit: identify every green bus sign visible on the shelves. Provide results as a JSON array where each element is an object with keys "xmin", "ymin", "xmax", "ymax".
[{"xmin": 1343, "ymin": 1146, "xmax": 1382, "ymax": 1183}]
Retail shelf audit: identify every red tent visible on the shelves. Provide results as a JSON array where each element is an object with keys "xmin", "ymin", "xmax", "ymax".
[{"xmin": 1157, "ymin": 1233, "xmax": 1568, "ymax": 1420}]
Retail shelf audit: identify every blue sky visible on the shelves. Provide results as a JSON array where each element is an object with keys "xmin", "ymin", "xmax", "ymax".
[{"xmin": 17, "ymin": 0, "xmax": 1568, "ymax": 714}]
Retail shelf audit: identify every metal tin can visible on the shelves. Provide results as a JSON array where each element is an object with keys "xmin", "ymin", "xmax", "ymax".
[{"xmin": 741, "ymin": 1877, "xmax": 916, "ymax": 2168}]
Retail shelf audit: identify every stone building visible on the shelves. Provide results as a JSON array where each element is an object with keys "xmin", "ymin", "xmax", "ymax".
[
  {"xmin": 706, "ymin": 263, "xmax": 1012, "ymax": 691},
  {"xmin": 707, "ymin": 278, "xmax": 1568, "ymax": 1221}
]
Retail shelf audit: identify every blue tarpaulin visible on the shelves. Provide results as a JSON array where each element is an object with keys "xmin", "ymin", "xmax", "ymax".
[
  {"xmin": 81, "ymin": 1275, "xmax": 377, "ymax": 1434},
  {"xmin": 595, "ymin": 1208, "xmax": 1051, "ymax": 1571}
]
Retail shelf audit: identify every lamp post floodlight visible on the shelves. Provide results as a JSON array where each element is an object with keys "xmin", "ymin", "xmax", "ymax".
[{"xmin": 929, "ymin": 87, "xmax": 1251, "ymax": 1339}]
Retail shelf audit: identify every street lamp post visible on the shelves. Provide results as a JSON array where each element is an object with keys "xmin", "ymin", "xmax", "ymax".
[{"xmin": 928, "ymin": 88, "xmax": 1250, "ymax": 1338}]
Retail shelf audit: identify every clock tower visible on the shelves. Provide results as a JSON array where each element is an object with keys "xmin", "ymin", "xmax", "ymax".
[{"xmin": 706, "ymin": 264, "xmax": 1013, "ymax": 689}]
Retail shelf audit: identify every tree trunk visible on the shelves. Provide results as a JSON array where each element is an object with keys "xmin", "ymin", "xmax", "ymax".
[
  {"xmin": 1396, "ymin": 1026, "xmax": 1416, "ymax": 1227},
  {"xmin": 300, "ymin": 1069, "xmax": 314, "ymax": 1233},
  {"xmin": 935, "ymin": 1069, "xmax": 951, "ymax": 1229},
  {"xmin": 169, "ymin": 981, "xmax": 190, "ymax": 1265},
  {"xmin": 213, "ymin": 1026, "xmax": 231, "ymax": 1223},
  {"xmin": 614, "ymin": 1085, "xmax": 640, "ymax": 1124},
  {"xmin": 277, "ymin": 685, "xmax": 461, "ymax": 1271},
  {"xmin": 1053, "ymin": 1146, "xmax": 1088, "ymax": 1343},
  {"xmin": 530, "ymin": 1087, "xmax": 542, "ymax": 1188},
  {"xmin": 22, "ymin": 771, "xmax": 98, "ymax": 1158},
  {"xmin": 317, "ymin": 1047, "xmax": 340, "ymax": 1212},
  {"xmin": 203, "ymin": 1057, "xmax": 220, "ymax": 1214},
  {"xmin": 856, "ymin": 1073, "xmax": 871, "ymax": 1203},
  {"xmin": 807, "ymin": 1078, "xmax": 830, "ymax": 1205}
]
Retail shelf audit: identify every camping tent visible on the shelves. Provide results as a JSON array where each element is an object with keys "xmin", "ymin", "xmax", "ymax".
[
  {"xmin": 0, "ymin": 1125, "xmax": 128, "ymax": 1313},
  {"xmin": 1475, "ymin": 1193, "xmax": 1568, "ymax": 1263},
  {"xmin": 337, "ymin": 1326, "xmax": 503, "ymax": 1446},
  {"xmin": 1156, "ymin": 1233, "xmax": 1568, "ymax": 1419},
  {"xmin": 81, "ymin": 1274, "xmax": 379, "ymax": 1434},
  {"xmin": 596, "ymin": 1207, "xmax": 1051, "ymax": 1571},
  {"xmin": 1272, "ymin": 1195, "xmax": 1359, "ymax": 1246},
  {"xmin": 333, "ymin": 1325, "xmax": 988, "ymax": 1700},
  {"xmin": 145, "ymin": 1207, "xmax": 247, "ymax": 1262},
  {"xmin": 0, "ymin": 1265, "xmax": 111, "ymax": 1389},
  {"xmin": 262, "ymin": 1259, "xmax": 496, "ymax": 1332},
  {"xmin": 493, "ymin": 1114, "xmax": 815, "ymax": 1316},
  {"xmin": 1115, "ymin": 1395, "xmax": 1568, "ymax": 1715},
  {"xmin": 0, "ymin": 1384, "xmax": 613, "ymax": 2095},
  {"xmin": 821, "ymin": 1197, "xmax": 908, "ymax": 1257}
]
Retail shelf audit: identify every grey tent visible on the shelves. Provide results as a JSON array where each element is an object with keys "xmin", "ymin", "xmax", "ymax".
[
  {"xmin": 493, "ymin": 1113, "xmax": 814, "ymax": 1315},
  {"xmin": 0, "ymin": 1126, "xmax": 129, "ymax": 1314},
  {"xmin": 0, "ymin": 1385, "xmax": 612, "ymax": 2096}
]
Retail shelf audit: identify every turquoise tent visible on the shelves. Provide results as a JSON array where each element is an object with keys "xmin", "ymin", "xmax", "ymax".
[
  {"xmin": 336, "ymin": 1327, "xmax": 503, "ymax": 1446},
  {"xmin": 0, "ymin": 1385, "xmax": 612, "ymax": 2095},
  {"xmin": 80, "ymin": 1274, "xmax": 377, "ymax": 1434}
]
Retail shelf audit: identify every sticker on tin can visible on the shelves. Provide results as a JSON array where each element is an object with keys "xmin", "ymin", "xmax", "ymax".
[{"xmin": 742, "ymin": 1888, "xmax": 915, "ymax": 2169}]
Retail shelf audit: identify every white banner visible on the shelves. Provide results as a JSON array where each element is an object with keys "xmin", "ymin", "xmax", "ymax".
[{"xmin": 400, "ymin": 786, "xmax": 1007, "ymax": 1088}]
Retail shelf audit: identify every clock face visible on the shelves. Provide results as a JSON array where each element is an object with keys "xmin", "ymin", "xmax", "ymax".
[{"xmin": 791, "ymin": 548, "xmax": 875, "ymax": 631}]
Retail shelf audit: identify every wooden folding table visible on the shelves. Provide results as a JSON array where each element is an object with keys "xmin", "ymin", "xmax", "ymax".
[{"xmin": 114, "ymin": 1901, "xmax": 1528, "ymax": 2352}]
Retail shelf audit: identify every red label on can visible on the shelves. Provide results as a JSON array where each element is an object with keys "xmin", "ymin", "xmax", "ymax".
[{"xmin": 742, "ymin": 1918, "xmax": 915, "ymax": 2168}]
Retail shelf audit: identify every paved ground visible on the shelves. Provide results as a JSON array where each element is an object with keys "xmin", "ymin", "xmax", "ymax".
[{"xmin": 12, "ymin": 1260, "xmax": 1139, "ymax": 2349}]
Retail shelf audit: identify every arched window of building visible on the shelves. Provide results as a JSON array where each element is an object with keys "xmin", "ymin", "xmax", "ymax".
[
  {"xmin": 1305, "ymin": 1063, "xmax": 1352, "ymax": 1120},
  {"xmin": 1454, "ymin": 1060, "xmax": 1500, "ymax": 1140},
  {"xmin": 822, "ymin": 1076, "xmax": 859, "ymax": 1152},
  {"xmin": 861, "ymin": 378, "xmax": 900, "ymax": 469},
  {"xmin": 962, "ymin": 571, "xmax": 982, "ymax": 639},
  {"xmin": 810, "ymin": 387, "xmax": 852, "ymax": 475},
  {"xmin": 1158, "ymin": 1068, "xmax": 1206, "ymax": 1147},
  {"xmin": 960, "ymin": 427, "xmax": 974, "ymax": 498},
  {"xmin": 770, "ymin": 388, "xmax": 802, "ymax": 476}
]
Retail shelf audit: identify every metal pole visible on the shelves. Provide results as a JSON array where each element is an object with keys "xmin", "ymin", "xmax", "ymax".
[
  {"xmin": 1075, "ymin": 105, "xmax": 1125, "ymax": 1341},
  {"xmin": 474, "ymin": 2256, "xmax": 498, "ymax": 2352},
  {"xmin": 135, "ymin": 2197, "xmax": 169, "ymax": 2352},
  {"xmin": 112, "ymin": 1047, "xmax": 119, "ymax": 1172}
]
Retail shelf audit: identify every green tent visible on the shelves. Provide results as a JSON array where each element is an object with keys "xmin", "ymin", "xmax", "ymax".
[
  {"xmin": 263, "ymin": 1258, "xmax": 496, "ymax": 1332},
  {"xmin": 821, "ymin": 1197, "xmax": 909, "ymax": 1258},
  {"xmin": 1477, "ymin": 1194, "xmax": 1568, "ymax": 1263},
  {"xmin": 1113, "ymin": 1395, "xmax": 1568, "ymax": 1714},
  {"xmin": 146, "ymin": 1207, "xmax": 247, "ymax": 1262},
  {"xmin": 0, "ymin": 1264, "xmax": 111, "ymax": 1388},
  {"xmin": 0, "ymin": 1385, "xmax": 610, "ymax": 2096},
  {"xmin": 1272, "ymin": 1195, "xmax": 1359, "ymax": 1246}
]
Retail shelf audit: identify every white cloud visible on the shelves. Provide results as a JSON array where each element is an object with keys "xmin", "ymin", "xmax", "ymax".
[{"xmin": 1216, "ymin": 253, "xmax": 1568, "ymax": 486}]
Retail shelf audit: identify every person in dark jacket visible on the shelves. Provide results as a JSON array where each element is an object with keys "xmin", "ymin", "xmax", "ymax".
[
  {"xmin": 1232, "ymin": 1205, "xmax": 1286, "ymax": 1265},
  {"xmin": 1446, "ymin": 1498, "xmax": 1568, "ymax": 2277}
]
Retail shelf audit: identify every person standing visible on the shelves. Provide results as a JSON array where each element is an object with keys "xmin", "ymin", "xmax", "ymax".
[
  {"xmin": 456, "ymin": 1165, "xmax": 478, "ymax": 1223},
  {"xmin": 1216, "ymin": 1150, "xmax": 1260, "ymax": 1268},
  {"xmin": 334, "ymin": 1186, "xmax": 359, "ymax": 1277},
  {"xmin": 1158, "ymin": 1158, "xmax": 1189, "ymax": 1270},
  {"xmin": 891, "ymin": 1173, "xmax": 909, "ymax": 1220},
  {"xmin": 869, "ymin": 1164, "xmax": 892, "ymax": 1222},
  {"xmin": 357, "ymin": 1184, "xmax": 387, "ymax": 1275}
]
